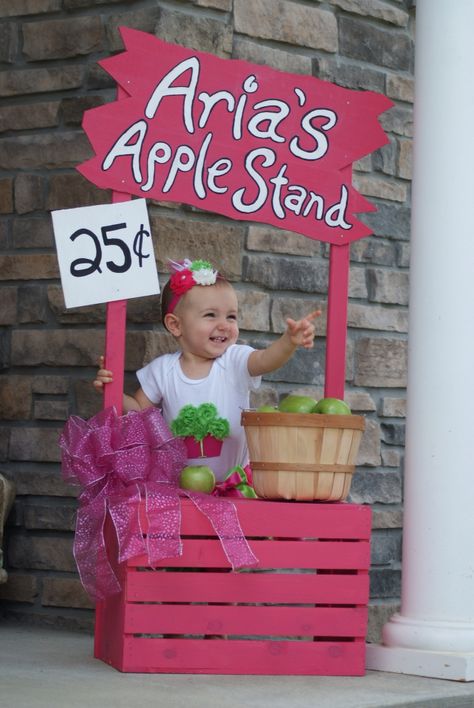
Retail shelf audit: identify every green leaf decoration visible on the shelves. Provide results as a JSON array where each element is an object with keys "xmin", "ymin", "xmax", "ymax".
[
  {"xmin": 170, "ymin": 404, "xmax": 196, "ymax": 437},
  {"xmin": 190, "ymin": 259, "xmax": 212, "ymax": 272},
  {"xmin": 208, "ymin": 417, "xmax": 230, "ymax": 440},
  {"xmin": 170, "ymin": 403, "xmax": 230, "ymax": 442}
]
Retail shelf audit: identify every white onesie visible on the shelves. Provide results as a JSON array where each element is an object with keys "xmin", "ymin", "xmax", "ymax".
[{"xmin": 137, "ymin": 344, "xmax": 261, "ymax": 481}]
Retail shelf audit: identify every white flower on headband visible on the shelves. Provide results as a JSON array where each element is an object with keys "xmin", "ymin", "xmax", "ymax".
[{"xmin": 193, "ymin": 267, "xmax": 217, "ymax": 286}]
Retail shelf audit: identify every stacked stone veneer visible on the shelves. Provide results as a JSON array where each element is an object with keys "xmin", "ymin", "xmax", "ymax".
[{"xmin": 0, "ymin": 0, "xmax": 414, "ymax": 638}]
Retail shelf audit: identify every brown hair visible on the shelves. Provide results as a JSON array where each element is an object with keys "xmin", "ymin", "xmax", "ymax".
[{"xmin": 160, "ymin": 279, "xmax": 174, "ymax": 325}]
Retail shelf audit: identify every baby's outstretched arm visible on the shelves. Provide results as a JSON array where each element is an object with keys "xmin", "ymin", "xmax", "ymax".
[
  {"xmin": 93, "ymin": 356, "xmax": 154, "ymax": 413},
  {"xmin": 248, "ymin": 310, "xmax": 321, "ymax": 377}
]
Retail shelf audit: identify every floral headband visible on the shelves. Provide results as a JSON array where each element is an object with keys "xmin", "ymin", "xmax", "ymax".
[{"xmin": 166, "ymin": 259, "xmax": 220, "ymax": 313}]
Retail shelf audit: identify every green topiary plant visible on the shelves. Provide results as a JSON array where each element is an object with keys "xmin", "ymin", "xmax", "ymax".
[{"xmin": 171, "ymin": 403, "xmax": 230, "ymax": 453}]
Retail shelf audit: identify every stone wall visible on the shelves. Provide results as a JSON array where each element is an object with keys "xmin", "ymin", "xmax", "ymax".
[{"xmin": 0, "ymin": 0, "xmax": 414, "ymax": 638}]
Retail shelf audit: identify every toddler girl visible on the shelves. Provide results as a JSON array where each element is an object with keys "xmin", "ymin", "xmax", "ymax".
[{"xmin": 94, "ymin": 258, "xmax": 319, "ymax": 481}]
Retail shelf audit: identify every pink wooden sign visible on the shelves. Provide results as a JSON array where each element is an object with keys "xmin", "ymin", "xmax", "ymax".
[
  {"xmin": 79, "ymin": 28, "xmax": 392, "ymax": 246},
  {"xmin": 77, "ymin": 28, "xmax": 393, "ymax": 403}
]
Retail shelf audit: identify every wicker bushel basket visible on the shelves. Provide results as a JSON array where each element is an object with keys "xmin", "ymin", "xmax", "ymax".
[{"xmin": 241, "ymin": 411, "xmax": 365, "ymax": 501}]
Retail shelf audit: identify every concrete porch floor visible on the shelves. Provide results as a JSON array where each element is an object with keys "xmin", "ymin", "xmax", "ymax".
[{"xmin": 2, "ymin": 622, "xmax": 474, "ymax": 708}]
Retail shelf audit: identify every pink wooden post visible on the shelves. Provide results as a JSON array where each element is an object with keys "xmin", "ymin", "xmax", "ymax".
[
  {"xmin": 102, "ymin": 84, "xmax": 131, "ymax": 415},
  {"xmin": 94, "ymin": 190, "xmax": 130, "ymax": 656},
  {"xmin": 102, "ymin": 191, "xmax": 131, "ymax": 416},
  {"xmin": 103, "ymin": 301, "xmax": 127, "ymax": 415},
  {"xmin": 324, "ymin": 243, "xmax": 350, "ymax": 399}
]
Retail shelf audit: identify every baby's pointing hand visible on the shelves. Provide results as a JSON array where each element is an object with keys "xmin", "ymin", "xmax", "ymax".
[{"xmin": 286, "ymin": 310, "xmax": 321, "ymax": 349}]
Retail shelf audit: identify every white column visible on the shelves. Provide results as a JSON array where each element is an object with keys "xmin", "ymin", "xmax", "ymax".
[{"xmin": 366, "ymin": 0, "xmax": 474, "ymax": 681}]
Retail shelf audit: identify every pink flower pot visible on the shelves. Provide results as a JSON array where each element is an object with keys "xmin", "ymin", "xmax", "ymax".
[{"xmin": 184, "ymin": 435, "xmax": 223, "ymax": 459}]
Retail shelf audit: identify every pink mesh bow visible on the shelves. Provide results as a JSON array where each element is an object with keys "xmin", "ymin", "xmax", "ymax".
[{"xmin": 59, "ymin": 407, "xmax": 257, "ymax": 601}]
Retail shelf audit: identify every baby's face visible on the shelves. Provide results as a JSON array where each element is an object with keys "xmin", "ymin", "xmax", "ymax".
[{"xmin": 175, "ymin": 283, "xmax": 239, "ymax": 359}]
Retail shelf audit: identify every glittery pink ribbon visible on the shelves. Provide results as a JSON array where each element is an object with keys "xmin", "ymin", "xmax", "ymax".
[{"xmin": 59, "ymin": 407, "xmax": 258, "ymax": 601}]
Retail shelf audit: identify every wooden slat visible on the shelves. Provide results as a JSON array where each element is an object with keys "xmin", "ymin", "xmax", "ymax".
[
  {"xmin": 138, "ymin": 499, "xmax": 371, "ymax": 540},
  {"xmin": 127, "ymin": 538, "xmax": 370, "ymax": 570},
  {"xmin": 240, "ymin": 411, "xmax": 365, "ymax": 430},
  {"xmin": 124, "ymin": 603, "xmax": 368, "ymax": 638},
  {"xmin": 122, "ymin": 636, "xmax": 366, "ymax": 675},
  {"xmin": 251, "ymin": 461, "xmax": 355, "ymax": 473},
  {"xmin": 126, "ymin": 570, "xmax": 369, "ymax": 605}
]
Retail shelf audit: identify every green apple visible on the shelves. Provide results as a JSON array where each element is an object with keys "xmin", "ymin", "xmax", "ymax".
[
  {"xmin": 256, "ymin": 404, "xmax": 279, "ymax": 412},
  {"xmin": 278, "ymin": 394, "xmax": 318, "ymax": 414},
  {"xmin": 312, "ymin": 397, "xmax": 351, "ymax": 415},
  {"xmin": 179, "ymin": 465, "xmax": 216, "ymax": 493}
]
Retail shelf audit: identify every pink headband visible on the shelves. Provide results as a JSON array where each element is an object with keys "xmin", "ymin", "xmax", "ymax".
[{"xmin": 167, "ymin": 259, "xmax": 220, "ymax": 314}]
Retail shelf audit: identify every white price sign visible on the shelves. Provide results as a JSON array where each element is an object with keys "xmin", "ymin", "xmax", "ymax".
[{"xmin": 52, "ymin": 199, "xmax": 160, "ymax": 308}]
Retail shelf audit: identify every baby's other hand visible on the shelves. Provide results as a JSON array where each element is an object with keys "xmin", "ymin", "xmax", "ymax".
[
  {"xmin": 286, "ymin": 310, "xmax": 321, "ymax": 349},
  {"xmin": 93, "ymin": 355, "xmax": 114, "ymax": 391}
]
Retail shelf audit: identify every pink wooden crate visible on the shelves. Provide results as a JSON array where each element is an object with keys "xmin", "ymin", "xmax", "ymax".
[{"xmin": 95, "ymin": 498, "xmax": 371, "ymax": 675}]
